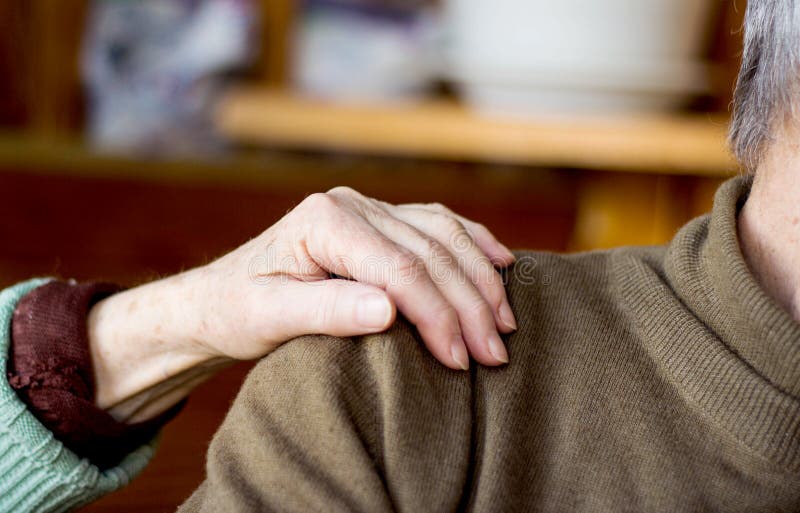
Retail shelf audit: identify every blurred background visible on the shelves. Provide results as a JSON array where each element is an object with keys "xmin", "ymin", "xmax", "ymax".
[{"xmin": 1, "ymin": 0, "xmax": 743, "ymax": 511}]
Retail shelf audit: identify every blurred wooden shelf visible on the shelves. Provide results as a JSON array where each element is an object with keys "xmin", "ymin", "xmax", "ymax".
[
  {"xmin": 0, "ymin": 132, "xmax": 571, "ymax": 198},
  {"xmin": 216, "ymin": 88, "xmax": 738, "ymax": 176},
  {"xmin": 0, "ymin": 132, "xmax": 350, "ymax": 190}
]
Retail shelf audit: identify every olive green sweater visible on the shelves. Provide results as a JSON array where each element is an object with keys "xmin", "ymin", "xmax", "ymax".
[{"xmin": 180, "ymin": 176, "xmax": 800, "ymax": 513}]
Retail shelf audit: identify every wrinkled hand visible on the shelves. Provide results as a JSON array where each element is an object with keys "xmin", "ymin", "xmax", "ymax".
[
  {"xmin": 200, "ymin": 187, "xmax": 517, "ymax": 369},
  {"xmin": 89, "ymin": 187, "xmax": 517, "ymax": 421}
]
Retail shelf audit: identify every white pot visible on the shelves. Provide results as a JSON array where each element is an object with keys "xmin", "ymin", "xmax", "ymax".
[{"xmin": 443, "ymin": 0, "xmax": 716, "ymax": 115}]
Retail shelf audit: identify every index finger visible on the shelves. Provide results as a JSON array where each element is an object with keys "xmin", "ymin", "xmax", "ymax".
[
  {"xmin": 305, "ymin": 212, "xmax": 471, "ymax": 371},
  {"xmin": 396, "ymin": 203, "xmax": 516, "ymax": 267}
]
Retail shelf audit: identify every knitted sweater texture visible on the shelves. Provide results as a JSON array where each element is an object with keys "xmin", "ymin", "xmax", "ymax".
[{"xmin": 0, "ymin": 279, "xmax": 156, "ymax": 513}]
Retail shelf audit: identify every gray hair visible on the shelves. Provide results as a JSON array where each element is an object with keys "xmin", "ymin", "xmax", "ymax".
[{"xmin": 730, "ymin": 0, "xmax": 800, "ymax": 172}]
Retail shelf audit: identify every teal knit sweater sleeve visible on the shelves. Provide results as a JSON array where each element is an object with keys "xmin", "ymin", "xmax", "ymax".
[{"xmin": 0, "ymin": 279, "xmax": 157, "ymax": 513}]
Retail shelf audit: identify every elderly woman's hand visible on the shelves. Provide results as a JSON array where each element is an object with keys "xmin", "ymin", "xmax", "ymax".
[{"xmin": 88, "ymin": 188, "xmax": 516, "ymax": 421}]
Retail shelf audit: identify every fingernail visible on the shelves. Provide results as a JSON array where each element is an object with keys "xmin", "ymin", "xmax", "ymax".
[
  {"xmin": 498, "ymin": 302, "xmax": 517, "ymax": 331},
  {"xmin": 450, "ymin": 340, "xmax": 470, "ymax": 370},
  {"xmin": 499, "ymin": 243, "xmax": 515, "ymax": 262},
  {"xmin": 488, "ymin": 334, "xmax": 509, "ymax": 364},
  {"xmin": 356, "ymin": 294, "xmax": 392, "ymax": 329}
]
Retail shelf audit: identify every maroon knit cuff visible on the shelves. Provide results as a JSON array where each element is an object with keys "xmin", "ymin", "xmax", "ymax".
[{"xmin": 7, "ymin": 280, "xmax": 183, "ymax": 469}]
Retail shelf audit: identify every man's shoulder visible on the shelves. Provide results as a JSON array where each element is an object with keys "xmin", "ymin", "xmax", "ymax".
[
  {"xmin": 248, "ymin": 245, "xmax": 669, "ymax": 388},
  {"xmin": 505, "ymin": 246, "xmax": 667, "ymax": 308},
  {"xmin": 247, "ymin": 319, "xmax": 464, "ymax": 407}
]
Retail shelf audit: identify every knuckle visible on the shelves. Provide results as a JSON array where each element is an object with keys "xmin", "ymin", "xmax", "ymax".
[
  {"xmin": 395, "ymin": 252, "xmax": 425, "ymax": 278},
  {"xmin": 473, "ymin": 222, "xmax": 490, "ymax": 235},
  {"xmin": 465, "ymin": 297, "xmax": 491, "ymax": 316},
  {"xmin": 437, "ymin": 214, "xmax": 465, "ymax": 235},
  {"xmin": 422, "ymin": 235, "xmax": 447, "ymax": 258},
  {"xmin": 304, "ymin": 192, "xmax": 337, "ymax": 212},
  {"xmin": 443, "ymin": 225, "xmax": 474, "ymax": 257},
  {"xmin": 327, "ymin": 185, "xmax": 359, "ymax": 198},
  {"xmin": 394, "ymin": 254, "xmax": 431, "ymax": 288},
  {"xmin": 463, "ymin": 299, "xmax": 496, "ymax": 328},
  {"xmin": 313, "ymin": 287, "xmax": 340, "ymax": 328},
  {"xmin": 427, "ymin": 302, "xmax": 458, "ymax": 326},
  {"xmin": 426, "ymin": 202, "xmax": 451, "ymax": 214},
  {"xmin": 419, "ymin": 238, "xmax": 454, "ymax": 276},
  {"xmin": 372, "ymin": 198, "xmax": 393, "ymax": 212}
]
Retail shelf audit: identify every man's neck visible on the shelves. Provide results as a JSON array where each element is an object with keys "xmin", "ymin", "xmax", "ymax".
[{"xmin": 738, "ymin": 143, "xmax": 800, "ymax": 322}]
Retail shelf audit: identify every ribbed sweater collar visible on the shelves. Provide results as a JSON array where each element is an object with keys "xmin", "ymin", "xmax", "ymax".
[
  {"xmin": 666, "ymin": 176, "xmax": 800, "ymax": 398},
  {"xmin": 659, "ymin": 175, "xmax": 800, "ymax": 470}
]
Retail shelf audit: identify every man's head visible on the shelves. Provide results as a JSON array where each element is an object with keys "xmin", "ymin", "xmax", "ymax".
[{"xmin": 730, "ymin": 0, "xmax": 800, "ymax": 172}]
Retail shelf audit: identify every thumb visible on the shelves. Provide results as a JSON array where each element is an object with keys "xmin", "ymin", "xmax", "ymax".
[{"xmin": 286, "ymin": 279, "xmax": 397, "ymax": 339}]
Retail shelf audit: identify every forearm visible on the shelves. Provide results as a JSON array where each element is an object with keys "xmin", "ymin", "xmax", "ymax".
[
  {"xmin": 87, "ymin": 187, "xmax": 518, "ymax": 422},
  {"xmin": 88, "ymin": 268, "xmax": 232, "ymax": 423}
]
